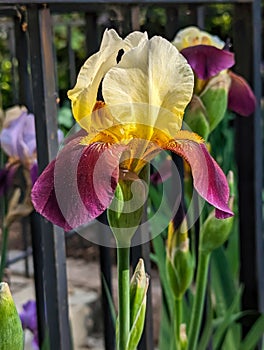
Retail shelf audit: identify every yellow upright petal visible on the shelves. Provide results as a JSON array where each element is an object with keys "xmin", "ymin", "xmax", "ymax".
[
  {"xmin": 172, "ymin": 26, "xmax": 225, "ymax": 50},
  {"xmin": 123, "ymin": 31, "xmax": 148, "ymax": 51},
  {"xmin": 67, "ymin": 29, "xmax": 123, "ymax": 130},
  {"xmin": 102, "ymin": 36, "xmax": 194, "ymax": 139}
]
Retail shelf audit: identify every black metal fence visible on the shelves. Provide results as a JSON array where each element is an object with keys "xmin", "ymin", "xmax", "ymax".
[{"xmin": 0, "ymin": 1, "xmax": 263, "ymax": 350}]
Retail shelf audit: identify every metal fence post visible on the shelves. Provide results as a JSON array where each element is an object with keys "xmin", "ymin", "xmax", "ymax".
[{"xmin": 27, "ymin": 4, "xmax": 72, "ymax": 349}]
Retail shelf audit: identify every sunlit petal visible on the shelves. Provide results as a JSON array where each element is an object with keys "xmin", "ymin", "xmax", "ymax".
[
  {"xmin": 166, "ymin": 131, "xmax": 233, "ymax": 218},
  {"xmin": 67, "ymin": 29, "xmax": 123, "ymax": 130},
  {"xmin": 123, "ymin": 31, "xmax": 148, "ymax": 51},
  {"xmin": 31, "ymin": 134, "xmax": 126, "ymax": 231},
  {"xmin": 228, "ymin": 71, "xmax": 256, "ymax": 116},
  {"xmin": 103, "ymin": 36, "xmax": 194, "ymax": 138},
  {"xmin": 172, "ymin": 26, "xmax": 225, "ymax": 51},
  {"xmin": 181, "ymin": 45, "xmax": 234, "ymax": 80}
]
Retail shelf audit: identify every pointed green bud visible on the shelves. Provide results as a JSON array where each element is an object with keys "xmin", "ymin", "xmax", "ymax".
[
  {"xmin": 200, "ymin": 171, "xmax": 235, "ymax": 253},
  {"xmin": 0, "ymin": 282, "xmax": 24, "ymax": 350},
  {"xmin": 184, "ymin": 95, "xmax": 210, "ymax": 140},
  {"xmin": 180, "ymin": 323, "xmax": 188, "ymax": 350},
  {"xmin": 107, "ymin": 166, "xmax": 149, "ymax": 246},
  {"xmin": 126, "ymin": 259, "xmax": 149, "ymax": 350},
  {"xmin": 200, "ymin": 72, "xmax": 231, "ymax": 132},
  {"xmin": 166, "ymin": 219, "xmax": 194, "ymax": 300}
]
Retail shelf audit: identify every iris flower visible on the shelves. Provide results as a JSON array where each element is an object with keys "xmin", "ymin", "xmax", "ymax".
[
  {"xmin": 0, "ymin": 106, "xmax": 38, "ymax": 195},
  {"xmin": 31, "ymin": 29, "xmax": 233, "ymax": 232},
  {"xmin": 0, "ymin": 106, "xmax": 63, "ymax": 195},
  {"xmin": 172, "ymin": 26, "xmax": 256, "ymax": 118}
]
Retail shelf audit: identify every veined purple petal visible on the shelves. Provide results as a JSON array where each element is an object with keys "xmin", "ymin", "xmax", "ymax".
[
  {"xmin": 228, "ymin": 71, "xmax": 256, "ymax": 116},
  {"xmin": 31, "ymin": 134, "xmax": 126, "ymax": 231},
  {"xmin": 166, "ymin": 140, "xmax": 233, "ymax": 218},
  {"xmin": 181, "ymin": 45, "xmax": 235, "ymax": 80}
]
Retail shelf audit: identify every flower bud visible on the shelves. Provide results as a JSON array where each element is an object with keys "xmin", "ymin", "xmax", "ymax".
[
  {"xmin": 200, "ymin": 171, "xmax": 234, "ymax": 253},
  {"xmin": 184, "ymin": 95, "xmax": 210, "ymax": 140},
  {"xmin": 127, "ymin": 259, "xmax": 149, "ymax": 350},
  {"xmin": 180, "ymin": 323, "xmax": 188, "ymax": 350},
  {"xmin": 107, "ymin": 166, "xmax": 149, "ymax": 246},
  {"xmin": 0, "ymin": 282, "xmax": 24, "ymax": 350},
  {"xmin": 200, "ymin": 72, "xmax": 231, "ymax": 132},
  {"xmin": 166, "ymin": 219, "xmax": 194, "ymax": 299}
]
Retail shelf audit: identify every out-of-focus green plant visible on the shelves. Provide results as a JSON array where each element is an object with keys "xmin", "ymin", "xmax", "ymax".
[{"xmin": 149, "ymin": 24, "xmax": 263, "ymax": 350}]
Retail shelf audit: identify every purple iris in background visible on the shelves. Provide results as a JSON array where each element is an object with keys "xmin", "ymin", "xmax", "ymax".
[
  {"xmin": 0, "ymin": 105, "xmax": 63, "ymax": 196},
  {"xmin": 19, "ymin": 300, "xmax": 39, "ymax": 350},
  {"xmin": 0, "ymin": 106, "xmax": 37, "ymax": 195}
]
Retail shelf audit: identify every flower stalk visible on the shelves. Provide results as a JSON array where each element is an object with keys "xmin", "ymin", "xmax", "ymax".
[{"xmin": 117, "ymin": 245, "xmax": 130, "ymax": 350}]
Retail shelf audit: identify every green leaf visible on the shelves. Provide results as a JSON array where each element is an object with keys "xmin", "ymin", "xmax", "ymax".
[
  {"xmin": 211, "ymin": 247, "xmax": 237, "ymax": 315},
  {"xmin": 239, "ymin": 314, "xmax": 264, "ymax": 350},
  {"xmin": 213, "ymin": 287, "xmax": 243, "ymax": 350},
  {"xmin": 102, "ymin": 274, "xmax": 117, "ymax": 325},
  {"xmin": 198, "ymin": 291, "xmax": 214, "ymax": 350}
]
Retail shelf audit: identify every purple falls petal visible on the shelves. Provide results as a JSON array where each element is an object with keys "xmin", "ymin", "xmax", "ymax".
[
  {"xmin": 228, "ymin": 71, "xmax": 256, "ymax": 116},
  {"xmin": 181, "ymin": 45, "xmax": 235, "ymax": 80},
  {"xmin": 166, "ymin": 140, "xmax": 233, "ymax": 219},
  {"xmin": 31, "ymin": 134, "xmax": 126, "ymax": 231}
]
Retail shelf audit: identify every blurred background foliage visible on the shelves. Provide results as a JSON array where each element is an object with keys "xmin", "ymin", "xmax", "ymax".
[{"xmin": 0, "ymin": 3, "xmax": 242, "ymax": 112}]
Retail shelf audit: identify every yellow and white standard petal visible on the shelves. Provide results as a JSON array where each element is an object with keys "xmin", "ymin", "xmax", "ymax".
[
  {"xmin": 172, "ymin": 26, "xmax": 225, "ymax": 50},
  {"xmin": 123, "ymin": 31, "xmax": 148, "ymax": 51},
  {"xmin": 67, "ymin": 29, "xmax": 123, "ymax": 130},
  {"xmin": 102, "ymin": 36, "xmax": 194, "ymax": 139}
]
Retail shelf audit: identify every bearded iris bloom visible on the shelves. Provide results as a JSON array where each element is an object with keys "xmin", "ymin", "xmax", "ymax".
[
  {"xmin": 31, "ymin": 29, "xmax": 233, "ymax": 232},
  {"xmin": 172, "ymin": 26, "xmax": 256, "ymax": 118},
  {"xmin": 0, "ymin": 106, "xmax": 38, "ymax": 196}
]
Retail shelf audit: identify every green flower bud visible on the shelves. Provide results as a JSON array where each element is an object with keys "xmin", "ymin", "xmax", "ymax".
[
  {"xmin": 180, "ymin": 323, "xmax": 188, "ymax": 350},
  {"xmin": 0, "ymin": 282, "xmax": 24, "ymax": 350},
  {"xmin": 200, "ymin": 72, "xmax": 231, "ymax": 132},
  {"xmin": 126, "ymin": 259, "xmax": 149, "ymax": 350},
  {"xmin": 184, "ymin": 95, "xmax": 210, "ymax": 140},
  {"xmin": 200, "ymin": 171, "xmax": 235, "ymax": 253},
  {"xmin": 107, "ymin": 167, "xmax": 149, "ymax": 246},
  {"xmin": 166, "ymin": 219, "xmax": 194, "ymax": 300}
]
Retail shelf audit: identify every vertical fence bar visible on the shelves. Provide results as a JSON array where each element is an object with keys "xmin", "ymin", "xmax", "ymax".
[
  {"xmin": 27, "ymin": 4, "xmax": 71, "ymax": 350},
  {"xmin": 233, "ymin": 0, "xmax": 263, "ymax": 340}
]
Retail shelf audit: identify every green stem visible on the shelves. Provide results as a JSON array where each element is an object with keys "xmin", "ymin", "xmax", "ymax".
[
  {"xmin": 174, "ymin": 297, "xmax": 182, "ymax": 349},
  {"xmin": 117, "ymin": 245, "xmax": 130, "ymax": 350},
  {"xmin": 187, "ymin": 250, "xmax": 211, "ymax": 350},
  {"xmin": 0, "ymin": 225, "xmax": 9, "ymax": 282}
]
